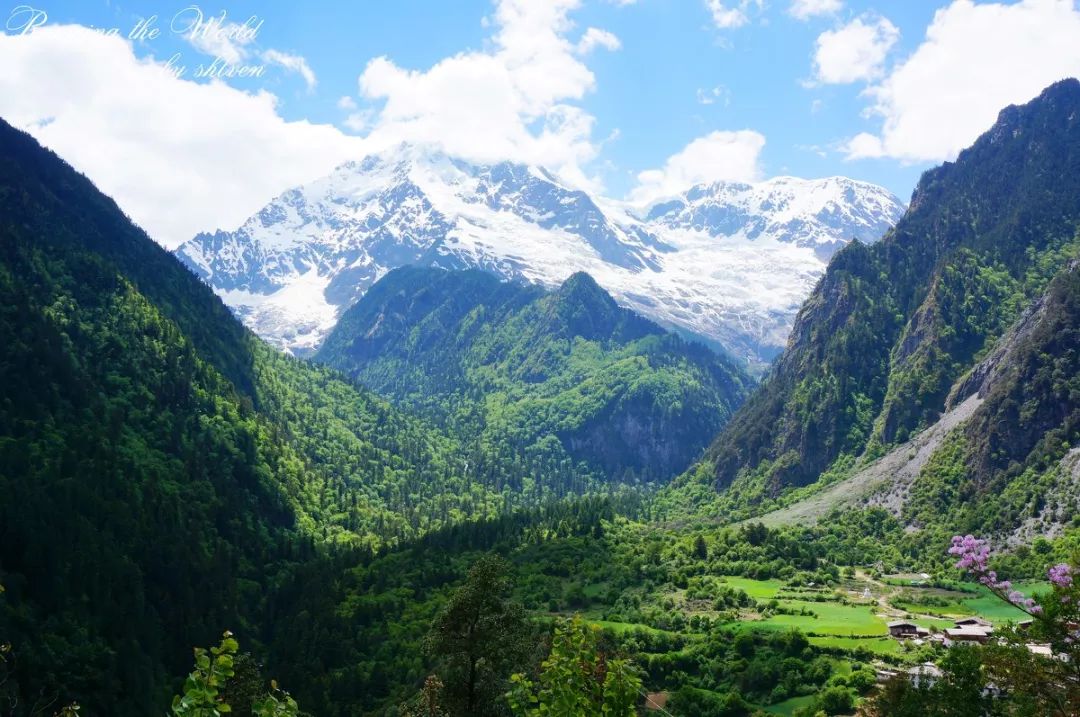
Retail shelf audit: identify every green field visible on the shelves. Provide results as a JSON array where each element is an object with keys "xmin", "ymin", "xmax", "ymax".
[
  {"xmin": 584, "ymin": 574, "xmax": 1044, "ymax": 682},
  {"xmin": 888, "ymin": 581, "xmax": 1049, "ymax": 623},
  {"xmin": 717, "ymin": 576, "xmax": 785, "ymax": 599},
  {"xmin": 960, "ymin": 582, "xmax": 1048, "ymax": 622},
  {"xmin": 910, "ymin": 615, "xmax": 956, "ymax": 630},
  {"xmin": 892, "ymin": 598, "xmax": 976, "ymax": 617},
  {"xmin": 590, "ymin": 620, "xmax": 681, "ymax": 637},
  {"xmin": 757, "ymin": 600, "xmax": 886, "ymax": 636}
]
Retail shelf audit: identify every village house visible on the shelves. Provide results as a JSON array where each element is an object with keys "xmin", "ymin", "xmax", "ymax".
[
  {"xmin": 887, "ymin": 621, "xmax": 929, "ymax": 639},
  {"xmin": 943, "ymin": 617, "xmax": 994, "ymax": 645},
  {"xmin": 1026, "ymin": 643, "xmax": 1053, "ymax": 658},
  {"xmin": 944, "ymin": 625, "xmax": 993, "ymax": 644},
  {"xmin": 875, "ymin": 668, "xmax": 899, "ymax": 683}
]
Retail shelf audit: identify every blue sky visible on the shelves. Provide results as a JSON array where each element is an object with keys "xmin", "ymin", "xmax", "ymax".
[{"xmin": 5, "ymin": 1, "xmax": 1080, "ymax": 246}]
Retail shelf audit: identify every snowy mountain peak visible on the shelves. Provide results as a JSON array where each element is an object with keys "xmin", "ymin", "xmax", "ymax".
[
  {"xmin": 645, "ymin": 175, "xmax": 903, "ymax": 260},
  {"xmin": 175, "ymin": 146, "xmax": 905, "ymax": 365}
]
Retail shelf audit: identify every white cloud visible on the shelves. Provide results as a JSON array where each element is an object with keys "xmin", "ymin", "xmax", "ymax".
[
  {"xmin": 706, "ymin": 0, "xmax": 763, "ymax": 29},
  {"xmin": 696, "ymin": 85, "xmax": 731, "ymax": 105},
  {"xmin": 261, "ymin": 49, "xmax": 316, "ymax": 91},
  {"xmin": 844, "ymin": 132, "xmax": 884, "ymax": 158},
  {"xmin": 576, "ymin": 27, "xmax": 621, "ymax": 54},
  {"xmin": 789, "ymin": 0, "xmax": 843, "ymax": 21},
  {"xmin": 343, "ymin": 110, "xmax": 374, "ymax": 133},
  {"xmin": 356, "ymin": 0, "xmax": 607, "ymax": 189},
  {"xmin": 812, "ymin": 13, "xmax": 898, "ymax": 84},
  {"xmin": 629, "ymin": 130, "xmax": 766, "ymax": 205},
  {"xmin": 0, "ymin": 0, "xmax": 619, "ymax": 247},
  {"xmin": 846, "ymin": 0, "xmax": 1080, "ymax": 162},
  {"xmin": 176, "ymin": 11, "xmax": 316, "ymax": 90},
  {"xmin": 0, "ymin": 24, "xmax": 362, "ymax": 248}
]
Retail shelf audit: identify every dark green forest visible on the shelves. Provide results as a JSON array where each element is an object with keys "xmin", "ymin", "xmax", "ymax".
[{"xmin": 0, "ymin": 117, "xmax": 640, "ymax": 714}]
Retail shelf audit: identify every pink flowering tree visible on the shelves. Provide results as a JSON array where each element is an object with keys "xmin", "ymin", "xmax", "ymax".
[{"xmin": 948, "ymin": 535, "xmax": 1080, "ymax": 714}]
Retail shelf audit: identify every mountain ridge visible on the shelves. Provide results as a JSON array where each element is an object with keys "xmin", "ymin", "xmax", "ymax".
[
  {"xmin": 174, "ymin": 145, "xmax": 905, "ymax": 365},
  {"xmin": 660, "ymin": 77, "xmax": 1080, "ymax": 523},
  {"xmin": 745, "ymin": 257, "xmax": 1080, "ymax": 546},
  {"xmin": 315, "ymin": 266, "xmax": 752, "ymax": 483}
]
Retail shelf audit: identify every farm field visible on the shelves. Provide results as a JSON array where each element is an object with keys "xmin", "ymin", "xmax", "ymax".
[
  {"xmin": 807, "ymin": 635, "xmax": 902, "ymax": 655},
  {"xmin": 755, "ymin": 600, "xmax": 885, "ymax": 636},
  {"xmin": 716, "ymin": 576, "xmax": 786, "ymax": 599},
  {"xmin": 583, "ymin": 573, "xmax": 1035, "ymax": 666},
  {"xmin": 561, "ymin": 566, "xmax": 1047, "ymax": 717}
]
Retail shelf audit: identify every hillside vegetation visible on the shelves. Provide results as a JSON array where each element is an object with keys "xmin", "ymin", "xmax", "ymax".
[
  {"xmin": 660, "ymin": 79, "xmax": 1080, "ymax": 533},
  {"xmin": 317, "ymin": 266, "xmax": 750, "ymax": 486}
]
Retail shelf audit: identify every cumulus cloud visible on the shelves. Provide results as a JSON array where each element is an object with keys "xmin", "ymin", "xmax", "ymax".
[
  {"xmin": 356, "ymin": 0, "xmax": 608, "ymax": 189},
  {"xmin": 576, "ymin": 27, "xmax": 621, "ymax": 54},
  {"xmin": 629, "ymin": 130, "xmax": 766, "ymax": 205},
  {"xmin": 812, "ymin": 13, "xmax": 898, "ymax": 84},
  {"xmin": 846, "ymin": 0, "xmax": 1080, "ymax": 162},
  {"xmin": 706, "ymin": 0, "xmax": 763, "ymax": 29},
  {"xmin": 0, "ymin": 24, "xmax": 361, "ymax": 248},
  {"xmin": 789, "ymin": 0, "xmax": 843, "ymax": 20},
  {"xmin": 0, "ymin": 0, "xmax": 620, "ymax": 246}
]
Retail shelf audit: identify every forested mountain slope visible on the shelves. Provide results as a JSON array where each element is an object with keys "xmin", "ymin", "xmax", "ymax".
[
  {"xmin": 901, "ymin": 257, "xmax": 1080, "ymax": 539},
  {"xmin": 662, "ymin": 79, "xmax": 1080, "ymax": 518},
  {"xmin": 316, "ymin": 266, "xmax": 751, "ymax": 483},
  {"xmin": 0, "ymin": 118, "xmax": 596, "ymax": 715},
  {"xmin": 736, "ymin": 257, "xmax": 1080, "ymax": 552}
]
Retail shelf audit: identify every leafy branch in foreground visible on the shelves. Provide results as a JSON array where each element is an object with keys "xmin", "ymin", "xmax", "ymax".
[
  {"xmin": 507, "ymin": 615, "xmax": 641, "ymax": 717},
  {"xmin": 171, "ymin": 632, "xmax": 301, "ymax": 717}
]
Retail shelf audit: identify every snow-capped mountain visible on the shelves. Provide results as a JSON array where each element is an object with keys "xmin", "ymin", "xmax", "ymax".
[
  {"xmin": 646, "ymin": 176, "xmax": 902, "ymax": 261},
  {"xmin": 175, "ymin": 144, "xmax": 905, "ymax": 366}
]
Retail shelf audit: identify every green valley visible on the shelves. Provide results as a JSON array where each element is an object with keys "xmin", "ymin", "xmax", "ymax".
[{"xmin": 2, "ymin": 69, "xmax": 1080, "ymax": 717}]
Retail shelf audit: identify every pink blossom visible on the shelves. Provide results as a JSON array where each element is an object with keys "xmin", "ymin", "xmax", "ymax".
[
  {"xmin": 950, "ymin": 535, "xmax": 990, "ymax": 572},
  {"xmin": 1048, "ymin": 563, "xmax": 1073, "ymax": 588}
]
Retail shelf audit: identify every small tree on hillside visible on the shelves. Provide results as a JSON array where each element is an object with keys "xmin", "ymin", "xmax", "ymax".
[{"xmin": 425, "ymin": 554, "xmax": 529, "ymax": 716}]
